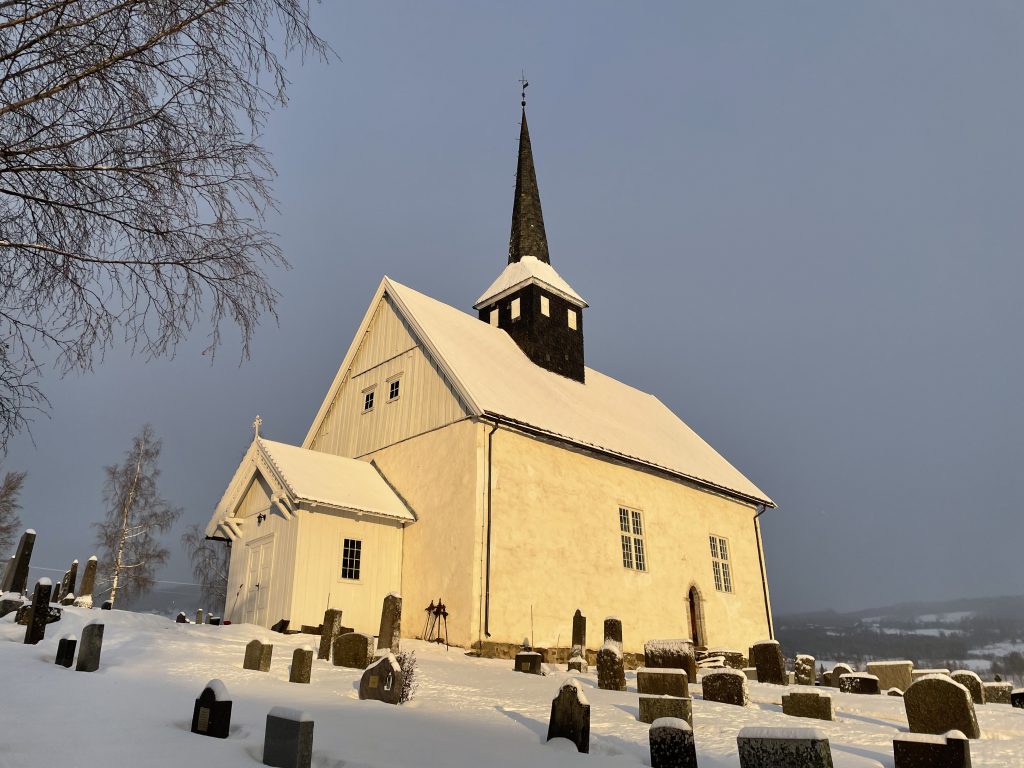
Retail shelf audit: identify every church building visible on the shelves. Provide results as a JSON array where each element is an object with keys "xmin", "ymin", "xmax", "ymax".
[{"xmin": 205, "ymin": 103, "xmax": 776, "ymax": 655}]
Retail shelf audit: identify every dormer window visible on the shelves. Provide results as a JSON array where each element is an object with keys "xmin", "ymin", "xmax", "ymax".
[
  {"xmin": 567, "ymin": 308, "xmax": 577, "ymax": 330},
  {"xmin": 540, "ymin": 295, "xmax": 550, "ymax": 316},
  {"xmin": 511, "ymin": 297, "xmax": 521, "ymax": 320}
]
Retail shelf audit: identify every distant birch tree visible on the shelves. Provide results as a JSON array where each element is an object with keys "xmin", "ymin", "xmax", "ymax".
[
  {"xmin": 181, "ymin": 523, "xmax": 229, "ymax": 611},
  {"xmin": 94, "ymin": 424, "xmax": 181, "ymax": 606},
  {"xmin": 0, "ymin": 468, "xmax": 27, "ymax": 553},
  {"xmin": 0, "ymin": 1, "xmax": 331, "ymax": 450}
]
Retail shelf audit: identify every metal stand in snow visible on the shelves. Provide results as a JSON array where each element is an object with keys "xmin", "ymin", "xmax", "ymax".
[{"xmin": 422, "ymin": 598, "xmax": 449, "ymax": 650}]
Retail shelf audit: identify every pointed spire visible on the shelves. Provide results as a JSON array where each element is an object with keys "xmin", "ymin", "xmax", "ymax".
[{"xmin": 508, "ymin": 105, "xmax": 550, "ymax": 264}]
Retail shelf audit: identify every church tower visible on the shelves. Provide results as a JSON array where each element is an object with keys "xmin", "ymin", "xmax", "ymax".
[{"xmin": 475, "ymin": 98, "xmax": 588, "ymax": 382}]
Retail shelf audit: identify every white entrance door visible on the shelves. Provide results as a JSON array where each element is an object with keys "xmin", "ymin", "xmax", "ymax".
[{"xmin": 244, "ymin": 535, "xmax": 274, "ymax": 626}]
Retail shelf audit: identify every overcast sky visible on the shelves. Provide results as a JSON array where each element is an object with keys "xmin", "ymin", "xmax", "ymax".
[{"xmin": 6, "ymin": 2, "xmax": 1023, "ymax": 615}]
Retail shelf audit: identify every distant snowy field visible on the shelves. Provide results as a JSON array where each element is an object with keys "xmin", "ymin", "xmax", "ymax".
[{"xmin": 2, "ymin": 608, "xmax": 1023, "ymax": 767}]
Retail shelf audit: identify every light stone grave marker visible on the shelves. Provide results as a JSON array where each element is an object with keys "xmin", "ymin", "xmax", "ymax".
[
  {"xmin": 376, "ymin": 593, "xmax": 402, "ymax": 653},
  {"xmin": 289, "ymin": 647, "xmax": 313, "ymax": 684},
  {"xmin": 794, "ymin": 654, "xmax": 816, "ymax": 686},
  {"xmin": 317, "ymin": 608, "xmax": 343, "ymax": 661},
  {"xmin": 950, "ymin": 670, "xmax": 984, "ymax": 705},
  {"xmin": 73, "ymin": 556, "xmax": 98, "ymax": 608},
  {"xmin": 904, "ymin": 675, "xmax": 980, "ymax": 739},
  {"xmin": 782, "ymin": 691, "xmax": 834, "ymax": 721},
  {"xmin": 333, "ymin": 632, "xmax": 375, "ymax": 669},
  {"xmin": 701, "ymin": 669, "xmax": 749, "ymax": 707},
  {"xmin": 867, "ymin": 660, "xmax": 913, "ymax": 692},
  {"xmin": 243, "ymin": 639, "xmax": 273, "ymax": 672}
]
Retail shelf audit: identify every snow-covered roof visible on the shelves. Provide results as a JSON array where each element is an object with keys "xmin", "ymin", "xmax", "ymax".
[
  {"xmin": 473, "ymin": 256, "xmax": 587, "ymax": 309},
  {"xmin": 388, "ymin": 278, "xmax": 773, "ymax": 506}
]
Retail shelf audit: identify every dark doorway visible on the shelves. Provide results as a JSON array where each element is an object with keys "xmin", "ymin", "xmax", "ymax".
[{"xmin": 688, "ymin": 586, "xmax": 706, "ymax": 649}]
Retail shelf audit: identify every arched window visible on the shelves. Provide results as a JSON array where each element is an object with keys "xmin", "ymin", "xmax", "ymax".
[{"xmin": 688, "ymin": 585, "xmax": 707, "ymax": 649}]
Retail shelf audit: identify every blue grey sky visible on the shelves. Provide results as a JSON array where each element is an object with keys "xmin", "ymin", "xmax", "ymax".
[{"xmin": 7, "ymin": 2, "xmax": 1023, "ymax": 614}]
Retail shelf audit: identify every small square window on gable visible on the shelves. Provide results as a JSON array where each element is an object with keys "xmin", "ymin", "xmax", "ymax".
[
  {"xmin": 567, "ymin": 308, "xmax": 578, "ymax": 330},
  {"xmin": 388, "ymin": 378, "xmax": 401, "ymax": 401},
  {"xmin": 540, "ymin": 295, "xmax": 550, "ymax": 316},
  {"xmin": 511, "ymin": 297, "xmax": 521, "ymax": 320},
  {"xmin": 489, "ymin": 307, "xmax": 499, "ymax": 326},
  {"xmin": 362, "ymin": 387, "xmax": 375, "ymax": 413}
]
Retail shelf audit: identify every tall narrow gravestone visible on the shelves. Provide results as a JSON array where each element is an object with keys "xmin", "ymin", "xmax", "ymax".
[
  {"xmin": 376, "ymin": 593, "xmax": 402, "ymax": 653},
  {"xmin": 317, "ymin": 608, "xmax": 343, "ymax": 661},
  {"xmin": 76, "ymin": 622, "xmax": 104, "ymax": 672},
  {"xmin": 568, "ymin": 610, "xmax": 588, "ymax": 672},
  {"xmin": 289, "ymin": 648, "xmax": 313, "ymax": 684},
  {"xmin": 73, "ymin": 556, "xmax": 98, "ymax": 608},
  {"xmin": 604, "ymin": 616, "xmax": 623, "ymax": 649},
  {"xmin": 55, "ymin": 635, "xmax": 77, "ymax": 668},
  {"xmin": 8, "ymin": 529, "xmax": 36, "ymax": 595},
  {"xmin": 264, "ymin": 708, "xmax": 314, "ymax": 768},
  {"xmin": 750, "ymin": 640, "xmax": 786, "ymax": 685},
  {"xmin": 23, "ymin": 578, "xmax": 53, "ymax": 645},
  {"xmin": 62, "ymin": 559, "xmax": 79, "ymax": 599},
  {"xmin": 0, "ymin": 554, "xmax": 14, "ymax": 592},
  {"xmin": 191, "ymin": 680, "xmax": 232, "ymax": 739},
  {"xmin": 547, "ymin": 679, "xmax": 590, "ymax": 753}
]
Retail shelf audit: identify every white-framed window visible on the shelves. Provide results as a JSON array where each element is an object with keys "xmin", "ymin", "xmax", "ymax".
[
  {"xmin": 540, "ymin": 295, "xmax": 550, "ymax": 316},
  {"xmin": 511, "ymin": 297, "xmax": 521, "ymax": 320},
  {"xmin": 387, "ymin": 377, "xmax": 401, "ymax": 402},
  {"xmin": 619, "ymin": 506, "xmax": 647, "ymax": 572},
  {"xmin": 489, "ymin": 307, "xmax": 499, "ymax": 326},
  {"xmin": 341, "ymin": 538, "xmax": 362, "ymax": 580},
  {"xmin": 567, "ymin": 308, "xmax": 578, "ymax": 330},
  {"xmin": 710, "ymin": 535, "xmax": 732, "ymax": 592},
  {"xmin": 362, "ymin": 387, "xmax": 375, "ymax": 413}
]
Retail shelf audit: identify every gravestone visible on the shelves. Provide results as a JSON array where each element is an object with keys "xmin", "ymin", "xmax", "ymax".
[
  {"xmin": 76, "ymin": 622, "xmax": 104, "ymax": 672},
  {"xmin": 650, "ymin": 717, "xmax": 697, "ymax": 768},
  {"xmin": 196, "ymin": 609, "xmax": 203, "ymax": 624},
  {"xmin": 55, "ymin": 635, "xmax": 77, "ymax": 668},
  {"xmin": 73, "ymin": 556, "xmax": 98, "ymax": 608},
  {"xmin": 23, "ymin": 578, "xmax": 53, "ymax": 645},
  {"xmin": 637, "ymin": 668, "xmax": 689, "ymax": 698},
  {"xmin": 0, "ymin": 594, "xmax": 24, "ymax": 618},
  {"xmin": 51, "ymin": 583, "xmax": 62, "ymax": 603},
  {"xmin": 332, "ymin": 632, "xmax": 375, "ymax": 669},
  {"xmin": 7, "ymin": 529, "xmax": 36, "ymax": 595},
  {"xmin": 211, "ymin": 617, "xmax": 222, "ymax": 626},
  {"xmin": 243, "ymin": 639, "xmax": 273, "ymax": 672},
  {"xmin": 515, "ymin": 650, "xmax": 543, "ymax": 675},
  {"xmin": 782, "ymin": 691, "xmax": 834, "ymax": 721},
  {"xmin": 904, "ymin": 676, "xmax": 980, "ymax": 739},
  {"xmin": 950, "ymin": 671, "xmax": 985, "ymax": 705},
  {"xmin": 191, "ymin": 680, "xmax": 232, "ymax": 739},
  {"xmin": 0, "ymin": 554, "xmax": 13, "ymax": 592},
  {"xmin": 15, "ymin": 602, "xmax": 61, "ymax": 625},
  {"xmin": 821, "ymin": 672, "xmax": 832, "ymax": 687},
  {"xmin": 737, "ymin": 726, "xmax": 833, "ymax": 768},
  {"xmin": 289, "ymin": 648, "xmax": 313, "ymax": 684},
  {"xmin": 101, "ymin": 600, "xmax": 112, "ymax": 610},
  {"xmin": 983, "ymin": 682, "xmax": 1011, "ymax": 704},
  {"xmin": 571, "ymin": 609, "xmax": 586, "ymax": 653},
  {"xmin": 750, "ymin": 640, "xmax": 786, "ymax": 685},
  {"xmin": 176, "ymin": 612, "xmax": 188, "ymax": 623},
  {"xmin": 893, "ymin": 730, "xmax": 971, "ymax": 768},
  {"xmin": 867, "ymin": 660, "xmax": 913, "ymax": 692},
  {"xmin": 706, "ymin": 649, "xmax": 746, "ymax": 670},
  {"xmin": 596, "ymin": 642, "xmax": 626, "ymax": 691},
  {"xmin": 743, "ymin": 667, "xmax": 758, "ymax": 681},
  {"xmin": 912, "ymin": 668, "xmax": 950, "ymax": 682},
  {"xmin": 830, "ymin": 663, "xmax": 854, "ymax": 688},
  {"xmin": 604, "ymin": 616, "xmax": 623, "ymax": 649},
  {"xmin": 1011, "ymin": 689, "xmax": 1024, "ymax": 709},
  {"xmin": 358, "ymin": 652, "xmax": 403, "ymax": 704},
  {"xmin": 377, "ymin": 593, "xmax": 402, "ymax": 652},
  {"xmin": 701, "ymin": 669, "xmax": 749, "ymax": 706},
  {"xmin": 888, "ymin": 688, "xmax": 905, "ymax": 697},
  {"xmin": 839, "ymin": 673, "xmax": 880, "ymax": 695},
  {"xmin": 263, "ymin": 707, "xmax": 313, "ymax": 768},
  {"xmin": 271, "ymin": 619, "xmax": 290, "ymax": 633},
  {"xmin": 61, "ymin": 592, "xmax": 76, "ymax": 606},
  {"xmin": 567, "ymin": 654, "xmax": 588, "ymax": 673},
  {"xmin": 546, "ymin": 679, "xmax": 590, "ymax": 753},
  {"xmin": 639, "ymin": 695, "xmax": 693, "ymax": 726},
  {"xmin": 795, "ymin": 654, "xmax": 816, "ymax": 686},
  {"xmin": 645, "ymin": 639, "xmax": 697, "ymax": 679},
  {"xmin": 317, "ymin": 608, "xmax": 343, "ymax": 661},
  {"xmin": 63, "ymin": 559, "xmax": 79, "ymax": 598}
]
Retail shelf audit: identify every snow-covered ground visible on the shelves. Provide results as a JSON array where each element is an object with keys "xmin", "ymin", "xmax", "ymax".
[{"xmin": 2, "ymin": 607, "xmax": 1023, "ymax": 768}]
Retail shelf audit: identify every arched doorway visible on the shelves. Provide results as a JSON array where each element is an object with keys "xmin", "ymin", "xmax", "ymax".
[{"xmin": 688, "ymin": 585, "xmax": 706, "ymax": 649}]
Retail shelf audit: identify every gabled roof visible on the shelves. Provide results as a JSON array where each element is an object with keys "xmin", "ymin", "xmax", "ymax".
[
  {"xmin": 473, "ymin": 255, "xmax": 587, "ymax": 309},
  {"xmin": 305, "ymin": 277, "xmax": 774, "ymax": 507}
]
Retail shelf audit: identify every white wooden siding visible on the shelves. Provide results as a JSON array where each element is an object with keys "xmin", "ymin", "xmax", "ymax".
[{"xmin": 309, "ymin": 296, "xmax": 468, "ymax": 458}]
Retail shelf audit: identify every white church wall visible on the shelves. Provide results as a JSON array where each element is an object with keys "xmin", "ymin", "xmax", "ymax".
[{"xmin": 485, "ymin": 428, "xmax": 772, "ymax": 654}]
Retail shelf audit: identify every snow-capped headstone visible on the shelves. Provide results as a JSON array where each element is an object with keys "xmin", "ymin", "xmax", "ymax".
[
  {"xmin": 176, "ymin": 612, "xmax": 188, "ymax": 623},
  {"xmin": 73, "ymin": 556, "xmax": 97, "ymax": 608},
  {"xmin": 649, "ymin": 717, "xmax": 697, "ymax": 768},
  {"xmin": 546, "ymin": 679, "xmax": 590, "ymax": 753},
  {"xmin": 639, "ymin": 694, "xmax": 692, "ymax": 726},
  {"xmin": 736, "ymin": 726, "xmax": 833, "ymax": 768},
  {"xmin": 15, "ymin": 601, "xmax": 60, "ymax": 625},
  {"xmin": 644, "ymin": 639, "xmax": 696, "ymax": 678},
  {"xmin": 782, "ymin": 691, "xmax": 834, "ymax": 721},
  {"xmin": 637, "ymin": 668, "xmax": 689, "ymax": 698},
  {"xmin": 830, "ymin": 663, "xmax": 853, "ymax": 688},
  {"xmin": 912, "ymin": 668, "xmax": 950, "ymax": 682},
  {"xmin": 191, "ymin": 680, "xmax": 232, "ymax": 739},
  {"xmin": 23, "ymin": 578, "xmax": 52, "ymax": 645},
  {"xmin": 750, "ymin": 640, "xmax": 786, "ymax": 685},
  {"xmin": 289, "ymin": 647, "xmax": 313, "ymax": 684},
  {"xmin": 839, "ymin": 673, "xmax": 880, "ymax": 695},
  {"xmin": 317, "ymin": 608, "xmax": 343, "ymax": 661},
  {"xmin": 950, "ymin": 671, "xmax": 984, "ymax": 705},
  {"xmin": 603, "ymin": 616, "xmax": 623, "ymax": 650},
  {"xmin": 515, "ymin": 650, "xmax": 543, "ymax": 675},
  {"xmin": 270, "ymin": 619, "xmax": 290, "ymax": 633},
  {"xmin": 571, "ymin": 609, "xmax": 586, "ymax": 651},
  {"xmin": 333, "ymin": 632, "xmax": 375, "ymax": 669},
  {"xmin": 705, "ymin": 649, "xmax": 746, "ymax": 670},
  {"xmin": 376, "ymin": 593, "xmax": 402, "ymax": 653},
  {"xmin": 7, "ymin": 529, "xmax": 36, "ymax": 595},
  {"xmin": 195, "ymin": 609, "xmax": 203, "ymax": 624},
  {"xmin": 597, "ymin": 641, "xmax": 626, "ymax": 691},
  {"xmin": 51, "ymin": 582, "xmax": 62, "ymax": 603},
  {"xmin": 75, "ymin": 622, "xmax": 104, "ymax": 672},
  {"xmin": 904, "ymin": 676, "xmax": 980, "ymax": 739},
  {"xmin": 893, "ymin": 730, "xmax": 971, "ymax": 768},
  {"xmin": 983, "ymin": 681, "xmax": 1012, "ymax": 705},
  {"xmin": 358, "ymin": 652, "xmax": 403, "ymax": 705},
  {"xmin": 55, "ymin": 635, "xmax": 77, "ymax": 668},
  {"xmin": 263, "ymin": 707, "xmax": 313, "ymax": 768},
  {"xmin": 867, "ymin": 660, "xmax": 913, "ymax": 692},
  {"xmin": 243, "ymin": 640, "xmax": 273, "ymax": 672},
  {"xmin": 210, "ymin": 616, "xmax": 221, "ymax": 626},
  {"xmin": 62, "ymin": 559, "xmax": 79, "ymax": 599},
  {"xmin": 795, "ymin": 655, "xmax": 816, "ymax": 686},
  {"xmin": 701, "ymin": 669, "xmax": 749, "ymax": 707},
  {"xmin": 60, "ymin": 591, "xmax": 76, "ymax": 606}
]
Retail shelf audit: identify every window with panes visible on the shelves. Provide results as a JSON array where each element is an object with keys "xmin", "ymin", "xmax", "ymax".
[
  {"xmin": 709, "ymin": 535, "xmax": 732, "ymax": 592},
  {"xmin": 619, "ymin": 507, "xmax": 646, "ymax": 571},
  {"xmin": 341, "ymin": 538, "xmax": 362, "ymax": 580}
]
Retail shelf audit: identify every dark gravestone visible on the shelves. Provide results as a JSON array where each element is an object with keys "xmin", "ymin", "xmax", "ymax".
[
  {"xmin": 950, "ymin": 671, "xmax": 984, "ymax": 705},
  {"xmin": 571, "ymin": 609, "xmax": 586, "ymax": 650},
  {"xmin": 23, "ymin": 579, "xmax": 53, "ymax": 645},
  {"xmin": 0, "ymin": 596, "xmax": 25, "ymax": 618},
  {"xmin": 210, "ymin": 617, "xmax": 222, "ymax": 626},
  {"xmin": 639, "ymin": 695, "xmax": 693, "ymax": 726},
  {"xmin": 55, "ymin": 636, "xmax": 77, "ymax": 668},
  {"xmin": 782, "ymin": 692, "xmax": 834, "ymax": 721},
  {"xmin": 76, "ymin": 622, "xmax": 104, "ymax": 672},
  {"xmin": 596, "ymin": 643, "xmax": 626, "ymax": 691},
  {"xmin": 332, "ymin": 632, "xmax": 375, "ymax": 669},
  {"xmin": 289, "ymin": 648, "xmax": 313, "ymax": 684},
  {"xmin": 839, "ymin": 673, "xmax": 880, "ymax": 695},
  {"xmin": 750, "ymin": 640, "xmax": 786, "ymax": 685},
  {"xmin": 191, "ymin": 680, "xmax": 232, "ymax": 739},
  {"xmin": 73, "ymin": 556, "xmax": 98, "ymax": 608},
  {"xmin": 61, "ymin": 592, "xmax": 76, "ymax": 606},
  {"xmin": 637, "ymin": 668, "xmax": 689, "ymax": 698},
  {"xmin": 830, "ymin": 663, "xmax": 853, "ymax": 688},
  {"xmin": 905, "ymin": 676, "xmax": 981, "ymax": 739},
  {"xmin": 645, "ymin": 640, "xmax": 697, "ymax": 679},
  {"xmin": 795, "ymin": 655, "xmax": 816, "ymax": 686},
  {"xmin": 243, "ymin": 639, "xmax": 273, "ymax": 672},
  {"xmin": 7, "ymin": 529, "xmax": 36, "ymax": 595},
  {"xmin": 1011, "ymin": 689, "xmax": 1024, "ymax": 709},
  {"xmin": 702, "ymin": 669, "xmax": 749, "ymax": 706},
  {"xmin": 51, "ymin": 583, "xmax": 62, "ymax": 603},
  {"xmin": 568, "ymin": 655, "xmax": 588, "ymax": 673},
  {"xmin": 737, "ymin": 726, "xmax": 834, "ymax": 768},
  {"xmin": 982, "ymin": 682, "xmax": 1011, "ymax": 704},
  {"xmin": 270, "ymin": 619, "xmax": 290, "ymax": 633},
  {"xmin": 650, "ymin": 717, "xmax": 698, "ymax": 768},
  {"xmin": 603, "ymin": 616, "xmax": 623, "ymax": 649},
  {"xmin": 317, "ymin": 608, "xmax": 343, "ymax": 661},
  {"xmin": 377, "ymin": 593, "xmax": 402, "ymax": 653},
  {"xmin": 514, "ymin": 651, "xmax": 543, "ymax": 675},
  {"xmin": 358, "ymin": 653, "xmax": 403, "ymax": 705},
  {"xmin": 15, "ymin": 602, "xmax": 61, "ymax": 625},
  {"xmin": 176, "ymin": 612, "xmax": 188, "ymax": 623},
  {"xmin": 63, "ymin": 560, "xmax": 79, "ymax": 598},
  {"xmin": 101, "ymin": 600, "xmax": 112, "ymax": 610},
  {"xmin": 263, "ymin": 707, "xmax": 314, "ymax": 768},
  {"xmin": 705, "ymin": 649, "xmax": 747, "ymax": 670},
  {"xmin": 0, "ymin": 554, "xmax": 13, "ymax": 592},
  {"xmin": 546, "ymin": 679, "xmax": 590, "ymax": 753},
  {"xmin": 893, "ymin": 731, "xmax": 971, "ymax": 768}
]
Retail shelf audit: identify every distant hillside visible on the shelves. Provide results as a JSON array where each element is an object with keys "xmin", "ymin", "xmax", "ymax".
[{"xmin": 119, "ymin": 583, "xmax": 204, "ymax": 617}]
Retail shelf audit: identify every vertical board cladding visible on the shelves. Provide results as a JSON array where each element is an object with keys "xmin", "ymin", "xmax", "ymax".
[
  {"xmin": 487, "ymin": 429, "xmax": 770, "ymax": 654},
  {"xmin": 223, "ymin": 473, "xmax": 298, "ymax": 627},
  {"xmin": 288, "ymin": 508, "xmax": 404, "ymax": 633},
  {"xmin": 308, "ymin": 296, "xmax": 468, "ymax": 459},
  {"xmin": 364, "ymin": 419, "xmax": 484, "ymax": 648}
]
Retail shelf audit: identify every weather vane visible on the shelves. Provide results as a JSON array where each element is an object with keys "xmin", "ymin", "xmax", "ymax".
[
  {"xmin": 252, "ymin": 414, "xmax": 262, "ymax": 438},
  {"xmin": 519, "ymin": 71, "xmax": 529, "ymax": 108}
]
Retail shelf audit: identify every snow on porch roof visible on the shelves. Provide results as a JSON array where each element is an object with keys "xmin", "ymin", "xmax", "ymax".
[{"xmin": 387, "ymin": 278, "xmax": 774, "ymax": 507}]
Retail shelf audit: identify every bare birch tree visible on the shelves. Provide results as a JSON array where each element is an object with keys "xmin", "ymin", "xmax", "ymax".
[
  {"xmin": 181, "ymin": 522, "xmax": 228, "ymax": 611},
  {"xmin": 94, "ymin": 424, "xmax": 181, "ymax": 606},
  {"xmin": 0, "ymin": 468, "xmax": 26, "ymax": 553},
  {"xmin": 0, "ymin": 2, "xmax": 331, "ymax": 449}
]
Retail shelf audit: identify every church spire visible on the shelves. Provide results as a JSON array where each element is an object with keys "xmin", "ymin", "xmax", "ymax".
[{"xmin": 508, "ymin": 83, "xmax": 549, "ymax": 264}]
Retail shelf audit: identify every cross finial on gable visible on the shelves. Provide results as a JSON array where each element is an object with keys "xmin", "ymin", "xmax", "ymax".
[{"xmin": 252, "ymin": 414, "xmax": 262, "ymax": 438}]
